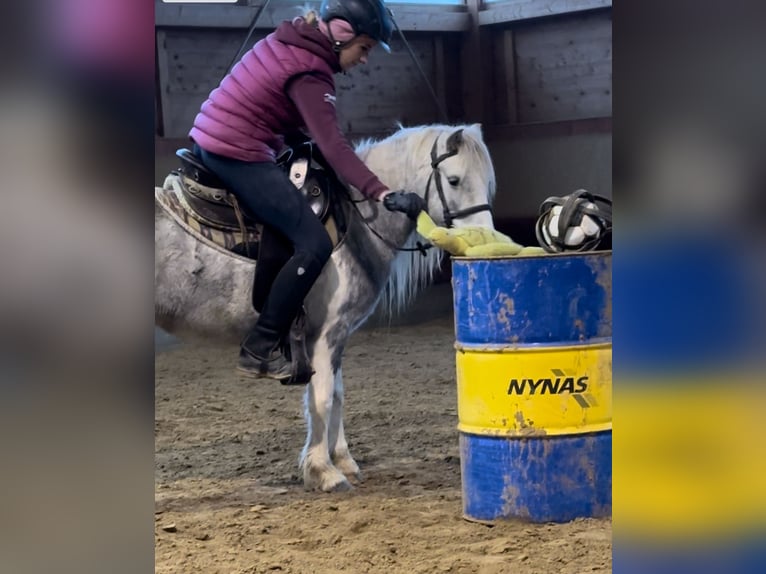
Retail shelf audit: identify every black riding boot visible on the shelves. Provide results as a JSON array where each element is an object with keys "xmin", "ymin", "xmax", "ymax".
[
  {"xmin": 237, "ymin": 249, "xmax": 328, "ymax": 383},
  {"xmin": 237, "ymin": 323, "xmax": 292, "ymax": 381}
]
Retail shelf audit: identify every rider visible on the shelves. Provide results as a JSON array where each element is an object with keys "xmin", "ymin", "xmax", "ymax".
[{"xmin": 189, "ymin": 0, "xmax": 424, "ymax": 381}]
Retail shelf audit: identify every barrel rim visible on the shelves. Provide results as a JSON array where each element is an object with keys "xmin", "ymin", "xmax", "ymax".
[
  {"xmin": 458, "ymin": 422, "xmax": 613, "ymax": 437},
  {"xmin": 451, "ymin": 249, "xmax": 613, "ymax": 262},
  {"xmin": 454, "ymin": 341, "xmax": 612, "ymax": 352}
]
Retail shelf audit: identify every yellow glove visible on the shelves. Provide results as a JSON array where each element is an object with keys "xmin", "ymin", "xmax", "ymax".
[{"xmin": 416, "ymin": 211, "xmax": 545, "ymax": 257}]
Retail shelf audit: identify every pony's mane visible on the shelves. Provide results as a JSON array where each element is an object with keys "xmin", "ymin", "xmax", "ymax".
[{"xmin": 354, "ymin": 123, "xmax": 496, "ymax": 318}]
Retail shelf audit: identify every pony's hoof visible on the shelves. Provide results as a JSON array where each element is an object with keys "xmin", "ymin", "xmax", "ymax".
[
  {"xmin": 303, "ymin": 466, "xmax": 353, "ymax": 493},
  {"xmin": 325, "ymin": 477, "xmax": 353, "ymax": 493},
  {"xmin": 333, "ymin": 456, "xmax": 362, "ymax": 483},
  {"xmin": 345, "ymin": 471, "xmax": 363, "ymax": 485}
]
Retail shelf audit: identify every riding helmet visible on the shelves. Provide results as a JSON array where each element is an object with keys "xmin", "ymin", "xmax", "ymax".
[{"xmin": 320, "ymin": 0, "xmax": 394, "ymax": 52}]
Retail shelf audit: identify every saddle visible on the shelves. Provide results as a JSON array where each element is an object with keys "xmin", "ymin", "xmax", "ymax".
[
  {"xmin": 164, "ymin": 143, "xmax": 346, "ymax": 257},
  {"xmin": 156, "ymin": 141, "xmax": 350, "ymax": 385}
]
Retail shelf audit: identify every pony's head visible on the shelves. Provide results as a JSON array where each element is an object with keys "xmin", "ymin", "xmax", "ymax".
[
  {"xmin": 370, "ymin": 123, "xmax": 498, "ymax": 316},
  {"xmin": 401, "ymin": 123, "xmax": 496, "ymax": 229}
]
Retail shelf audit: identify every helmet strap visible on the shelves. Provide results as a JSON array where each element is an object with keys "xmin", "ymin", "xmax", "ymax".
[{"xmin": 325, "ymin": 24, "xmax": 349, "ymax": 53}]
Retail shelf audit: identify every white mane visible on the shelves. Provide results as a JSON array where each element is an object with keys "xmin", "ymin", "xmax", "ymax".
[{"xmin": 355, "ymin": 124, "xmax": 496, "ymax": 317}]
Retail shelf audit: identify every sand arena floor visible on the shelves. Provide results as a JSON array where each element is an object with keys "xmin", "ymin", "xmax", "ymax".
[{"xmin": 155, "ymin": 286, "xmax": 611, "ymax": 574}]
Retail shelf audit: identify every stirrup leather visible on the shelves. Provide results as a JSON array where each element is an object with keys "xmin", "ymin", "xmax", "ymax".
[{"xmin": 282, "ymin": 309, "xmax": 314, "ymax": 385}]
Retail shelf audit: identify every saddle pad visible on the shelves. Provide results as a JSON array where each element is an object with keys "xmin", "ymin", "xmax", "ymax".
[
  {"xmin": 157, "ymin": 173, "xmax": 342, "ymax": 258},
  {"xmin": 157, "ymin": 173, "xmax": 260, "ymax": 255}
]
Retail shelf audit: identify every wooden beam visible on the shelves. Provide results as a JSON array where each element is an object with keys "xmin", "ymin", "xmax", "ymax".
[
  {"xmin": 155, "ymin": 30, "xmax": 172, "ymax": 139},
  {"xmin": 502, "ymin": 29, "xmax": 518, "ymax": 124},
  {"xmin": 157, "ymin": 117, "xmax": 613, "ymax": 156},
  {"xmin": 155, "ymin": 34, "xmax": 163, "ymax": 137},
  {"xmin": 155, "ymin": 1, "xmax": 470, "ymax": 32},
  {"xmin": 460, "ymin": 0, "xmax": 493, "ymax": 124},
  {"xmin": 389, "ymin": 7, "xmax": 469, "ymax": 33},
  {"xmin": 484, "ymin": 116, "xmax": 612, "ymax": 140},
  {"xmin": 478, "ymin": 0, "xmax": 611, "ymax": 26},
  {"xmin": 432, "ymin": 36, "xmax": 449, "ymax": 121}
]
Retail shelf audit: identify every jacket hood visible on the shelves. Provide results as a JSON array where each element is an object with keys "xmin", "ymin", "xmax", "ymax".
[{"xmin": 274, "ymin": 18, "xmax": 342, "ymax": 74}]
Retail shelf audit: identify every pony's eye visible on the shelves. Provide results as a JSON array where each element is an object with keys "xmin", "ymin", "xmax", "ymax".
[{"xmin": 447, "ymin": 176, "xmax": 460, "ymax": 186}]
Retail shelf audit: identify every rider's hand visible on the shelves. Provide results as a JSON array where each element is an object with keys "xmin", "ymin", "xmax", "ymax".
[{"xmin": 382, "ymin": 190, "xmax": 426, "ymax": 220}]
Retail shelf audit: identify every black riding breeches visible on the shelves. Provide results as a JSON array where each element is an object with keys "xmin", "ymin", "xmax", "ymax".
[{"xmin": 196, "ymin": 146, "xmax": 333, "ymax": 336}]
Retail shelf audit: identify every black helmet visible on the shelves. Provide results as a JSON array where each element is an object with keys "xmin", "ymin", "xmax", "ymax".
[
  {"xmin": 535, "ymin": 189, "xmax": 612, "ymax": 253},
  {"xmin": 320, "ymin": 0, "xmax": 394, "ymax": 53}
]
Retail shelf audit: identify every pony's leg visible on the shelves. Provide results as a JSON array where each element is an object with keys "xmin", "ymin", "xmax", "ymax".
[
  {"xmin": 300, "ymin": 349, "xmax": 351, "ymax": 492},
  {"xmin": 328, "ymin": 367, "xmax": 362, "ymax": 482}
]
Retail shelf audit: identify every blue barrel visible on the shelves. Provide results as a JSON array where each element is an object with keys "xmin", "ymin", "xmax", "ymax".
[{"xmin": 452, "ymin": 252, "xmax": 612, "ymax": 523}]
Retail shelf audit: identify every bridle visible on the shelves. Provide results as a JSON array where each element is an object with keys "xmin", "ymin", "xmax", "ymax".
[
  {"xmin": 425, "ymin": 130, "xmax": 492, "ymax": 228},
  {"xmin": 350, "ymin": 131, "xmax": 493, "ymax": 254}
]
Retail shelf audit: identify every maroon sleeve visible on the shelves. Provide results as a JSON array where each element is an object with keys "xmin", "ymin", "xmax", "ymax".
[{"xmin": 287, "ymin": 74, "xmax": 389, "ymax": 201}]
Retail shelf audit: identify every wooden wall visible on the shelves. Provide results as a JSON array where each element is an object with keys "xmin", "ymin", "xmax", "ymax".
[
  {"xmin": 321, "ymin": 34, "xmax": 460, "ymax": 136},
  {"xmin": 156, "ymin": 29, "xmax": 457, "ymax": 139},
  {"xmin": 156, "ymin": 29, "xmax": 251, "ymax": 139},
  {"xmin": 479, "ymin": 8, "xmax": 613, "ymax": 222},
  {"xmin": 489, "ymin": 10, "xmax": 612, "ymax": 124}
]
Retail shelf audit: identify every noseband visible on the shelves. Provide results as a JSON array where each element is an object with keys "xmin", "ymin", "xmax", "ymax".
[{"xmin": 425, "ymin": 132, "xmax": 492, "ymax": 228}]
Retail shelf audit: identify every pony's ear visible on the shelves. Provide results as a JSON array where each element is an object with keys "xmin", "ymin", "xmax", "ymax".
[
  {"xmin": 466, "ymin": 123, "xmax": 484, "ymax": 140},
  {"xmin": 446, "ymin": 128, "xmax": 464, "ymax": 153}
]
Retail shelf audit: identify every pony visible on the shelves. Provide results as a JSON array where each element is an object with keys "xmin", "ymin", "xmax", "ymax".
[{"xmin": 155, "ymin": 123, "xmax": 496, "ymax": 492}]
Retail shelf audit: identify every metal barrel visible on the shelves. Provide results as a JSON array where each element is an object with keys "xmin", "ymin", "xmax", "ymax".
[{"xmin": 452, "ymin": 252, "xmax": 612, "ymax": 523}]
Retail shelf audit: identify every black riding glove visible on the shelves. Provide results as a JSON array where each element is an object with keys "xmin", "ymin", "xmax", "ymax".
[{"xmin": 382, "ymin": 191, "xmax": 426, "ymax": 220}]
